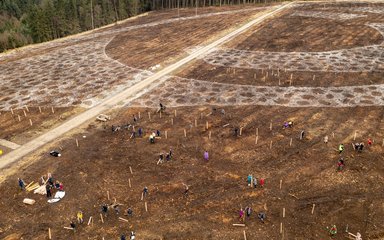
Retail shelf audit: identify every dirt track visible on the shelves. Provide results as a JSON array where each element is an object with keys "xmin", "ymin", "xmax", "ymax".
[{"xmin": 1, "ymin": 1, "xmax": 384, "ymax": 239}]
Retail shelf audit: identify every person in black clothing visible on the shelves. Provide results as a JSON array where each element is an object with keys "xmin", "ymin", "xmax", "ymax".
[{"xmin": 46, "ymin": 184, "xmax": 52, "ymax": 198}]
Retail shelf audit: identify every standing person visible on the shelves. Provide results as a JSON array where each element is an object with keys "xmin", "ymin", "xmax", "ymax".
[
  {"xmin": 46, "ymin": 184, "xmax": 52, "ymax": 198},
  {"xmin": 77, "ymin": 211, "xmax": 83, "ymax": 224},
  {"xmin": 70, "ymin": 221, "xmax": 76, "ymax": 231},
  {"xmin": 169, "ymin": 149, "xmax": 173, "ymax": 158},
  {"xmin": 133, "ymin": 115, "xmax": 137, "ymax": 123},
  {"xmin": 338, "ymin": 144, "xmax": 344, "ymax": 154},
  {"xmin": 324, "ymin": 135, "xmax": 328, "ymax": 144},
  {"xmin": 253, "ymin": 177, "xmax": 257, "ymax": 188},
  {"xmin": 121, "ymin": 234, "xmax": 126, "ymax": 240},
  {"xmin": 239, "ymin": 208, "xmax": 245, "ymax": 222},
  {"xmin": 337, "ymin": 158, "xmax": 345, "ymax": 172},
  {"xmin": 130, "ymin": 231, "xmax": 136, "ymax": 240},
  {"xmin": 138, "ymin": 128, "xmax": 143, "ymax": 137},
  {"xmin": 259, "ymin": 178, "xmax": 265, "ymax": 188},
  {"xmin": 156, "ymin": 130, "xmax": 161, "ymax": 137},
  {"xmin": 143, "ymin": 187, "xmax": 148, "ymax": 197},
  {"xmin": 149, "ymin": 134, "xmax": 155, "ymax": 144},
  {"xmin": 204, "ymin": 151, "xmax": 209, "ymax": 161},
  {"xmin": 358, "ymin": 143, "xmax": 364, "ymax": 152},
  {"xmin": 59, "ymin": 182, "xmax": 64, "ymax": 191},
  {"xmin": 258, "ymin": 212, "xmax": 266, "ymax": 223},
  {"xmin": 102, "ymin": 204, "xmax": 108, "ymax": 216},
  {"xmin": 127, "ymin": 208, "xmax": 133, "ymax": 217},
  {"xmin": 245, "ymin": 206, "xmax": 252, "ymax": 217},
  {"xmin": 329, "ymin": 225, "xmax": 337, "ymax": 237},
  {"xmin": 247, "ymin": 175, "xmax": 252, "ymax": 186},
  {"xmin": 18, "ymin": 178, "xmax": 25, "ymax": 190},
  {"xmin": 159, "ymin": 153, "xmax": 164, "ymax": 164},
  {"xmin": 367, "ymin": 138, "xmax": 372, "ymax": 146},
  {"xmin": 300, "ymin": 130, "xmax": 305, "ymax": 140},
  {"xmin": 183, "ymin": 183, "xmax": 189, "ymax": 197}
]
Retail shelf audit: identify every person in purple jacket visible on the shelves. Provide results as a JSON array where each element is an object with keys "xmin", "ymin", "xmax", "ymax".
[{"xmin": 204, "ymin": 151, "xmax": 209, "ymax": 161}]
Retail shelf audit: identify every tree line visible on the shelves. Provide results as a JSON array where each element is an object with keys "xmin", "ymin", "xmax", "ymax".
[{"xmin": 0, "ymin": 0, "xmax": 276, "ymax": 53}]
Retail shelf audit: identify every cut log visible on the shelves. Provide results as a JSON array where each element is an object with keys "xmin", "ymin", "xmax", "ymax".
[
  {"xmin": 233, "ymin": 224, "xmax": 246, "ymax": 227},
  {"xmin": 23, "ymin": 198, "xmax": 36, "ymax": 205},
  {"xmin": 63, "ymin": 227, "xmax": 74, "ymax": 230}
]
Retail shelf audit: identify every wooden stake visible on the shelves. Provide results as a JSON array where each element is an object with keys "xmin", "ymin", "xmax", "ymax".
[
  {"xmin": 283, "ymin": 207, "xmax": 285, "ymax": 218},
  {"xmin": 29, "ymin": 119, "xmax": 33, "ymax": 126},
  {"xmin": 148, "ymin": 112, "xmax": 151, "ymax": 120},
  {"xmin": 145, "ymin": 202, "xmax": 148, "ymax": 212},
  {"xmin": 48, "ymin": 228, "xmax": 52, "ymax": 239},
  {"xmin": 23, "ymin": 110, "xmax": 27, "ymax": 117},
  {"xmin": 138, "ymin": 112, "xmax": 141, "ymax": 119},
  {"xmin": 256, "ymin": 128, "xmax": 259, "ymax": 136},
  {"xmin": 129, "ymin": 166, "xmax": 133, "ymax": 174},
  {"xmin": 332, "ymin": 132, "xmax": 335, "ymax": 138},
  {"xmin": 18, "ymin": 115, "xmax": 21, "ymax": 122},
  {"xmin": 76, "ymin": 139, "xmax": 79, "ymax": 147},
  {"xmin": 165, "ymin": 130, "xmax": 168, "ymax": 139},
  {"xmin": 243, "ymin": 230, "xmax": 247, "ymax": 240},
  {"xmin": 11, "ymin": 108, "xmax": 14, "ymax": 115},
  {"xmin": 100, "ymin": 213, "xmax": 104, "ymax": 223},
  {"xmin": 119, "ymin": 217, "xmax": 129, "ymax": 222},
  {"xmin": 195, "ymin": 119, "xmax": 197, "ymax": 127},
  {"xmin": 141, "ymin": 192, "xmax": 144, "ymax": 201},
  {"xmin": 64, "ymin": 227, "xmax": 74, "ymax": 230},
  {"xmin": 159, "ymin": 111, "xmax": 162, "ymax": 118},
  {"xmin": 38, "ymin": 106, "xmax": 42, "ymax": 113},
  {"xmin": 239, "ymin": 127, "xmax": 243, "ymax": 136},
  {"xmin": 107, "ymin": 191, "xmax": 110, "ymax": 200},
  {"xmin": 280, "ymin": 222, "xmax": 283, "ymax": 234},
  {"xmin": 270, "ymin": 121, "xmax": 272, "ymax": 131},
  {"xmin": 233, "ymin": 223, "xmax": 246, "ymax": 227},
  {"xmin": 25, "ymin": 106, "xmax": 29, "ymax": 112},
  {"xmin": 209, "ymin": 131, "xmax": 212, "ymax": 139},
  {"xmin": 87, "ymin": 216, "xmax": 93, "ymax": 225},
  {"xmin": 290, "ymin": 138, "xmax": 293, "ymax": 147},
  {"xmin": 206, "ymin": 121, "xmax": 209, "ymax": 130},
  {"xmin": 280, "ymin": 179, "xmax": 282, "ymax": 189},
  {"xmin": 353, "ymin": 131, "xmax": 357, "ymax": 141},
  {"xmin": 184, "ymin": 129, "xmax": 187, "ymax": 138},
  {"xmin": 171, "ymin": 118, "xmax": 174, "ymax": 125},
  {"xmin": 128, "ymin": 178, "xmax": 131, "ymax": 188},
  {"xmin": 51, "ymin": 107, "xmax": 54, "ymax": 114},
  {"xmin": 313, "ymin": 75, "xmax": 316, "ymax": 81},
  {"xmin": 174, "ymin": 109, "xmax": 177, "ymax": 117},
  {"xmin": 270, "ymin": 140, "xmax": 273, "ymax": 149},
  {"xmin": 255, "ymin": 135, "xmax": 258, "ymax": 145},
  {"xmin": 311, "ymin": 204, "xmax": 315, "ymax": 215}
]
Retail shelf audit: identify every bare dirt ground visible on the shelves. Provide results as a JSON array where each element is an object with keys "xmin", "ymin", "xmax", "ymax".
[
  {"xmin": 105, "ymin": 6, "xmax": 267, "ymax": 70},
  {"xmin": 0, "ymin": 107, "xmax": 80, "ymax": 145},
  {"xmin": 0, "ymin": 106, "xmax": 384, "ymax": 239},
  {"xmin": 1, "ymin": 1, "xmax": 384, "ymax": 240},
  {"xmin": 176, "ymin": 2, "xmax": 384, "ymax": 88}
]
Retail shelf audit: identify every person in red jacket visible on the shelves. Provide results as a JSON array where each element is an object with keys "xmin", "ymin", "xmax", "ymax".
[
  {"xmin": 259, "ymin": 178, "xmax": 265, "ymax": 188},
  {"xmin": 367, "ymin": 138, "xmax": 372, "ymax": 146}
]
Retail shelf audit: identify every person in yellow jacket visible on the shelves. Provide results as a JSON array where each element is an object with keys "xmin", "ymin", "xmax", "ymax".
[{"xmin": 77, "ymin": 211, "xmax": 83, "ymax": 224}]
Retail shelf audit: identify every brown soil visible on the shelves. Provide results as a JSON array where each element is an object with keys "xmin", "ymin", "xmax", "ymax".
[
  {"xmin": 176, "ymin": 61, "xmax": 384, "ymax": 87},
  {"xmin": 0, "ymin": 107, "xmax": 81, "ymax": 145},
  {"xmin": 0, "ymin": 106, "xmax": 383, "ymax": 239},
  {"xmin": 105, "ymin": 6, "xmax": 266, "ymax": 70},
  {"xmin": 176, "ymin": 2, "xmax": 384, "ymax": 87}
]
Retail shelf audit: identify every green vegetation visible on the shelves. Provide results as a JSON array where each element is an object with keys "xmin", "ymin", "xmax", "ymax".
[{"xmin": 0, "ymin": 0, "xmax": 271, "ymax": 52}]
